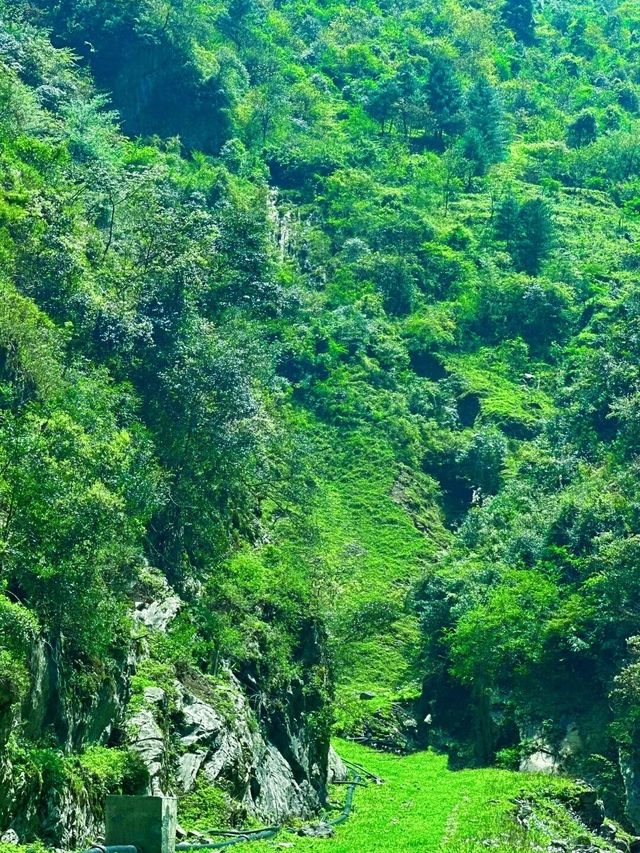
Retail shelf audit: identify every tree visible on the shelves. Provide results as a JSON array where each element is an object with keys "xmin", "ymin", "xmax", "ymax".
[
  {"xmin": 463, "ymin": 77, "xmax": 507, "ymax": 174},
  {"xmin": 495, "ymin": 196, "xmax": 553, "ymax": 275},
  {"xmin": 516, "ymin": 198, "xmax": 553, "ymax": 275},
  {"xmin": 567, "ymin": 110, "xmax": 598, "ymax": 147},
  {"xmin": 494, "ymin": 195, "xmax": 521, "ymax": 244},
  {"xmin": 365, "ymin": 77, "xmax": 400, "ymax": 134},
  {"xmin": 502, "ymin": 0, "xmax": 535, "ymax": 44},
  {"xmin": 427, "ymin": 56, "xmax": 465, "ymax": 148},
  {"xmin": 370, "ymin": 254, "xmax": 418, "ymax": 315}
]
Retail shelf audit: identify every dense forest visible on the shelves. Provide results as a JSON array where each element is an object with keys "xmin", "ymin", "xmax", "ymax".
[{"xmin": 3, "ymin": 0, "xmax": 640, "ymax": 849}]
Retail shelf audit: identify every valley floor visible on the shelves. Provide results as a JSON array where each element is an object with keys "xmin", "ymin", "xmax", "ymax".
[{"xmin": 276, "ymin": 740, "xmax": 623, "ymax": 853}]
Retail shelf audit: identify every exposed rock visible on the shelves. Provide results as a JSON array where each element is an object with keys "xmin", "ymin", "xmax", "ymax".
[
  {"xmin": 359, "ymin": 691, "xmax": 376, "ymax": 700},
  {"xmin": 575, "ymin": 788, "xmax": 606, "ymax": 829},
  {"xmin": 559, "ymin": 723, "xmax": 584, "ymax": 763},
  {"xmin": 599, "ymin": 820, "xmax": 617, "ymax": 840},
  {"xmin": 1, "ymin": 829, "xmax": 20, "ymax": 844},
  {"xmin": 327, "ymin": 746, "xmax": 348, "ymax": 783},
  {"xmin": 201, "ymin": 731, "xmax": 244, "ymax": 784},
  {"xmin": 621, "ymin": 749, "xmax": 640, "ymax": 832},
  {"xmin": 520, "ymin": 749, "xmax": 559, "ymax": 774},
  {"xmin": 178, "ymin": 752, "xmax": 208, "ymax": 793},
  {"xmin": 253, "ymin": 744, "xmax": 309, "ymax": 821},
  {"xmin": 297, "ymin": 822, "xmax": 335, "ymax": 838},
  {"xmin": 127, "ymin": 709, "xmax": 165, "ymax": 791},
  {"xmin": 180, "ymin": 698, "xmax": 224, "ymax": 748},
  {"xmin": 144, "ymin": 687, "xmax": 166, "ymax": 707},
  {"xmin": 135, "ymin": 596, "xmax": 181, "ymax": 632},
  {"xmin": 0, "ymin": 583, "xmax": 329, "ymax": 846}
]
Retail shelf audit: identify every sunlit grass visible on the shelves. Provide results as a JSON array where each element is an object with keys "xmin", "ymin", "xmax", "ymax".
[{"xmin": 274, "ymin": 740, "xmax": 618, "ymax": 853}]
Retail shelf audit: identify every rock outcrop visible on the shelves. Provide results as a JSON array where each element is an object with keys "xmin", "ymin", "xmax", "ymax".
[{"xmin": 0, "ymin": 574, "xmax": 330, "ymax": 846}]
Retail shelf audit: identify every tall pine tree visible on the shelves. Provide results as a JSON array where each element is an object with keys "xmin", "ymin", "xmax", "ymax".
[
  {"xmin": 516, "ymin": 198, "xmax": 553, "ymax": 275},
  {"xmin": 427, "ymin": 55, "xmax": 464, "ymax": 148},
  {"xmin": 494, "ymin": 196, "xmax": 553, "ymax": 275},
  {"xmin": 463, "ymin": 77, "xmax": 507, "ymax": 174}
]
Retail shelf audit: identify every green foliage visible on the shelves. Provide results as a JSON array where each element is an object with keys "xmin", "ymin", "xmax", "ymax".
[
  {"xmin": 494, "ymin": 196, "xmax": 554, "ymax": 275},
  {"xmin": 464, "ymin": 78, "xmax": 507, "ymax": 175},
  {"xmin": 0, "ymin": 597, "xmax": 37, "ymax": 708},
  {"xmin": 427, "ymin": 56, "xmax": 465, "ymax": 146},
  {"xmin": 179, "ymin": 775, "xmax": 240, "ymax": 832},
  {"xmin": 78, "ymin": 746, "xmax": 148, "ymax": 797},
  {"xmin": 4, "ymin": 0, "xmax": 640, "ymax": 836},
  {"xmin": 568, "ymin": 110, "xmax": 598, "ymax": 148}
]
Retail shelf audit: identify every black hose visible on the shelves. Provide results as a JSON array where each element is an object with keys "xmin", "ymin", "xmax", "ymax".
[
  {"xmin": 187, "ymin": 828, "xmax": 280, "ymax": 838},
  {"xmin": 328, "ymin": 771, "xmax": 361, "ymax": 827},
  {"xmin": 176, "ymin": 828, "xmax": 280, "ymax": 849}
]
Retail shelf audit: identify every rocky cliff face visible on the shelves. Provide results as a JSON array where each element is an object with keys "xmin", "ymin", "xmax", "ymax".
[{"xmin": 0, "ymin": 576, "xmax": 330, "ymax": 848}]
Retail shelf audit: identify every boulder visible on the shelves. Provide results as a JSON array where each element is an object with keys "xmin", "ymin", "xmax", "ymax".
[
  {"xmin": 599, "ymin": 820, "xmax": 617, "ymax": 840},
  {"xmin": 297, "ymin": 822, "xmax": 334, "ymax": 838},
  {"xmin": 575, "ymin": 788, "xmax": 605, "ymax": 829},
  {"xmin": 144, "ymin": 687, "xmax": 166, "ymax": 707},
  {"xmin": 1, "ymin": 830, "xmax": 19, "ymax": 845}
]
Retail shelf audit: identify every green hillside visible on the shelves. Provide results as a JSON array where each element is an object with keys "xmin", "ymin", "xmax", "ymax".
[{"xmin": 3, "ymin": 0, "xmax": 640, "ymax": 847}]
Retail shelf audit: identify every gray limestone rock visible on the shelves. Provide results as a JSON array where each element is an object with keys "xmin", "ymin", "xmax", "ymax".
[
  {"xmin": 575, "ymin": 788, "xmax": 605, "ymax": 829},
  {"xmin": 297, "ymin": 822, "xmax": 335, "ymax": 838},
  {"xmin": 144, "ymin": 687, "xmax": 166, "ymax": 707},
  {"xmin": 179, "ymin": 698, "xmax": 224, "ymax": 747},
  {"xmin": 327, "ymin": 746, "xmax": 348, "ymax": 783},
  {"xmin": 520, "ymin": 749, "xmax": 559, "ymax": 774},
  {"xmin": 136, "ymin": 596, "xmax": 181, "ymax": 632},
  {"xmin": 0, "ymin": 582, "xmax": 328, "ymax": 847},
  {"xmin": 1, "ymin": 830, "xmax": 19, "ymax": 844},
  {"xmin": 600, "ymin": 820, "xmax": 617, "ymax": 840},
  {"xmin": 178, "ymin": 752, "xmax": 208, "ymax": 793},
  {"xmin": 128, "ymin": 709, "xmax": 165, "ymax": 789},
  {"xmin": 621, "ymin": 749, "xmax": 640, "ymax": 832}
]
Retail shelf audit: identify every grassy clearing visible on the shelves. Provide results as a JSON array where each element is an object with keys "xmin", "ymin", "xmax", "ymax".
[
  {"xmin": 307, "ymin": 428, "xmax": 448, "ymax": 729},
  {"xmin": 272, "ymin": 740, "xmax": 621, "ymax": 853}
]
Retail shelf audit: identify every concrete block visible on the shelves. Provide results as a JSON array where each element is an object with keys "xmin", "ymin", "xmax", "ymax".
[{"xmin": 106, "ymin": 796, "xmax": 177, "ymax": 853}]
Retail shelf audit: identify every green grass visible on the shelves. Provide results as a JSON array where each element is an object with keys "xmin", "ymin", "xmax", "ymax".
[
  {"xmin": 307, "ymin": 428, "xmax": 448, "ymax": 728},
  {"xmin": 270, "ymin": 740, "xmax": 621, "ymax": 853}
]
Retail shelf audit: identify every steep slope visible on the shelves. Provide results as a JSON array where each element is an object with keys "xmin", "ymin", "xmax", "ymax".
[{"xmin": 4, "ymin": 0, "xmax": 640, "ymax": 845}]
